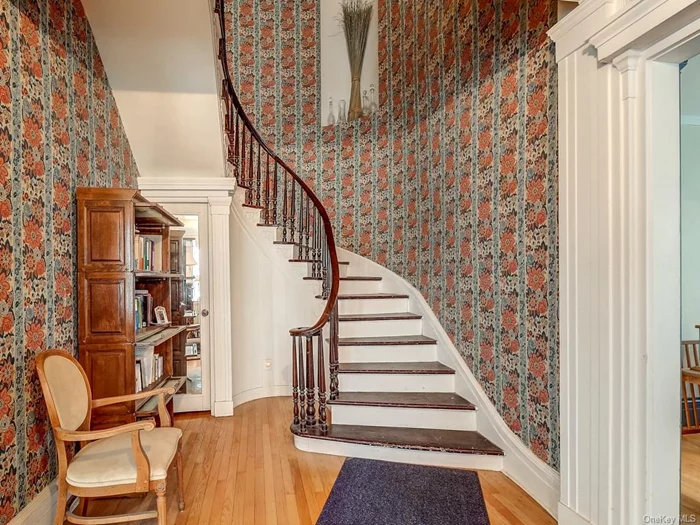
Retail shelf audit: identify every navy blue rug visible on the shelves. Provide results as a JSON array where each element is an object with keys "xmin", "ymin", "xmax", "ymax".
[{"xmin": 317, "ymin": 458, "xmax": 490, "ymax": 525}]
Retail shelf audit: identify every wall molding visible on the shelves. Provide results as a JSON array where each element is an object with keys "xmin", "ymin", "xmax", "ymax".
[{"xmin": 336, "ymin": 248, "xmax": 560, "ymax": 518}]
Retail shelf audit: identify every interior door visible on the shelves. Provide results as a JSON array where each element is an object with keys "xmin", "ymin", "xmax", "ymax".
[{"xmin": 161, "ymin": 203, "xmax": 211, "ymax": 413}]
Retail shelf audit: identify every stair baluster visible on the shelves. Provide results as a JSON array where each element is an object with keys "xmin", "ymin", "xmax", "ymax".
[
  {"xmin": 264, "ymin": 154, "xmax": 270, "ymax": 223},
  {"xmin": 329, "ymin": 305, "xmax": 339, "ymax": 400},
  {"xmin": 282, "ymin": 173, "xmax": 289, "ymax": 242},
  {"xmin": 317, "ymin": 333, "xmax": 327, "ymax": 433},
  {"xmin": 292, "ymin": 336, "xmax": 299, "ymax": 426},
  {"xmin": 299, "ymin": 186, "xmax": 306, "ymax": 256},
  {"xmin": 298, "ymin": 335, "xmax": 307, "ymax": 433},
  {"xmin": 305, "ymin": 335, "xmax": 317, "ymax": 427},
  {"xmin": 304, "ymin": 193, "xmax": 311, "ymax": 260},
  {"xmin": 256, "ymin": 142, "xmax": 262, "ymax": 207},
  {"xmin": 290, "ymin": 179, "xmax": 296, "ymax": 244},
  {"xmin": 240, "ymin": 125, "xmax": 246, "ymax": 188},
  {"xmin": 272, "ymin": 163, "xmax": 278, "ymax": 226}
]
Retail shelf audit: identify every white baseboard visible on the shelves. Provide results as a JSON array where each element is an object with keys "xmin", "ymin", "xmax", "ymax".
[
  {"xmin": 8, "ymin": 480, "xmax": 72, "ymax": 525},
  {"xmin": 212, "ymin": 400, "xmax": 234, "ymax": 417},
  {"xmin": 558, "ymin": 503, "xmax": 592, "ymax": 525},
  {"xmin": 233, "ymin": 385, "xmax": 292, "ymax": 408}
]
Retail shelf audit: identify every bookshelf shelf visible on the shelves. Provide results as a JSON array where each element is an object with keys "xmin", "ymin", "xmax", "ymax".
[{"xmin": 77, "ymin": 188, "xmax": 187, "ymax": 428}]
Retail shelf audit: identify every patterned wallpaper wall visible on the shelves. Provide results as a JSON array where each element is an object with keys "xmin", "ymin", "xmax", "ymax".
[
  {"xmin": 0, "ymin": 0, "xmax": 138, "ymax": 519},
  {"xmin": 227, "ymin": 0, "xmax": 560, "ymax": 468}
]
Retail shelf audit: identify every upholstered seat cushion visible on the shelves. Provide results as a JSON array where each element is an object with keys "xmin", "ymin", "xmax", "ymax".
[{"xmin": 67, "ymin": 427, "xmax": 182, "ymax": 488}]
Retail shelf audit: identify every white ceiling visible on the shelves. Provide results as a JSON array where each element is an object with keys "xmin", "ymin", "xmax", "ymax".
[{"xmin": 83, "ymin": 0, "xmax": 225, "ymax": 179}]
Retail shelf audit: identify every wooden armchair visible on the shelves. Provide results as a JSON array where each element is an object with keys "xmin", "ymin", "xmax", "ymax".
[{"xmin": 37, "ymin": 350, "xmax": 185, "ymax": 525}]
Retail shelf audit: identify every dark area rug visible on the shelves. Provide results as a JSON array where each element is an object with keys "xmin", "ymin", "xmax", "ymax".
[{"xmin": 316, "ymin": 458, "xmax": 490, "ymax": 525}]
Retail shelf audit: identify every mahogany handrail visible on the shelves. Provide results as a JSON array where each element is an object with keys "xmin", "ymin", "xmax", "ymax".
[{"xmin": 213, "ymin": 0, "xmax": 340, "ymax": 340}]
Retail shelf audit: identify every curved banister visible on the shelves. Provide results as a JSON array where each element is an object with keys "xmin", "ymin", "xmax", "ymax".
[
  {"xmin": 214, "ymin": 0, "xmax": 339, "ymax": 433},
  {"xmin": 214, "ymin": 0, "xmax": 339, "ymax": 338}
]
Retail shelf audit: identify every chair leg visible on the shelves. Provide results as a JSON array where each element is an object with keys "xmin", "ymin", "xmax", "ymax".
[
  {"xmin": 156, "ymin": 481, "xmax": 168, "ymax": 525},
  {"xmin": 176, "ymin": 445, "xmax": 185, "ymax": 511},
  {"xmin": 54, "ymin": 481, "xmax": 68, "ymax": 525}
]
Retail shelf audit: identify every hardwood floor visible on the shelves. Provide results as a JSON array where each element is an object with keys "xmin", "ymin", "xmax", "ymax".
[
  {"xmin": 683, "ymin": 433, "xmax": 700, "ymax": 517},
  {"xmin": 85, "ymin": 397, "xmax": 555, "ymax": 525}
]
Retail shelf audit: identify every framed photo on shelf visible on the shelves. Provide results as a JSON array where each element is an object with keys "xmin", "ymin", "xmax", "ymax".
[
  {"xmin": 154, "ymin": 306, "xmax": 169, "ymax": 325},
  {"xmin": 135, "ymin": 359, "xmax": 143, "ymax": 392}
]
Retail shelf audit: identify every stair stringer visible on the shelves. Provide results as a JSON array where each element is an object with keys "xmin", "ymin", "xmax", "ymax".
[
  {"xmin": 335, "ymin": 248, "xmax": 560, "ymax": 518},
  {"xmin": 229, "ymin": 186, "xmax": 324, "ymax": 407}
]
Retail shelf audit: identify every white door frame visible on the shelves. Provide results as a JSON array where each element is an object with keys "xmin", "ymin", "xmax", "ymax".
[
  {"xmin": 138, "ymin": 177, "xmax": 235, "ymax": 417},
  {"xmin": 550, "ymin": 2, "xmax": 700, "ymax": 524},
  {"xmin": 161, "ymin": 202, "xmax": 211, "ymax": 413}
]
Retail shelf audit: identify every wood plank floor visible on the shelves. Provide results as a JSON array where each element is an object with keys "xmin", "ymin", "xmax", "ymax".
[
  {"xmin": 84, "ymin": 397, "xmax": 555, "ymax": 525},
  {"xmin": 683, "ymin": 433, "xmax": 700, "ymax": 517}
]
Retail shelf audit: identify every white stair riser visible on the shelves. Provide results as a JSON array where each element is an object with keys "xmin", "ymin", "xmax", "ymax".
[
  {"xmin": 330, "ymin": 405, "xmax": 477, "ymax": 431},
  {"xmin": 338, "ymin": 373, "xmax": 455, "ymax": 393},
  {"xmin": 338, "ymin": 344, "xmax": 437, "ymax": 363},
  {"xmin": 338, "ymin": 318, "xmax": 422, "ymax": 338},
  {"xmin": 338, "ymin": 297, "xmax": 408, "ymax": 315},
  {"xmin": 339, "ymin": 279, "xmax": 383, "ymax": 295},
  {"xmin": 294, "ymin": 435, "xmax": 503, "ymax": 471}
]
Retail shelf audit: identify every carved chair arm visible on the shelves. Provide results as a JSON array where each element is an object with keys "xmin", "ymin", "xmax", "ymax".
[{"xmin": 55, "ymin": 421, "xmax": 155, "ymax": 491}]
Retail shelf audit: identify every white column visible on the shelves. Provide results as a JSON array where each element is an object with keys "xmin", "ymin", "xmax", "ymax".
[{"xmin": 209, "ymin": 195, "xmax": 234, "ymax": 416}]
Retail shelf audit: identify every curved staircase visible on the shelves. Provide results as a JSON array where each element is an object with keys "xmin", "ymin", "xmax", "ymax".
[{"xmin": 214, "ymin": 0, "xmax": 503, "ymax": 472}]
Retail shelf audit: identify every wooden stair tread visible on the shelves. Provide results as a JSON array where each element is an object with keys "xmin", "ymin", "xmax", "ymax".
[
  {"xmin": 328, "ymin": 392, "xmax": 475, "ymax": 410},
  {"xmin": 337, "ymin": 362, "xmax": 454, "ymax": 374},
  {"xmin": 338, "ymin": 312, "xmax": 422, "ymax": 322},
  {"xmin": 304, "ymin": 275, "xmax": 382, "ymax": 281},
  {"xmin": 316, "ymin": 292, "xmax": 409, "ymax": 300},
  {"xmin": 289, "ymin": 259, "xmax": 349, "ymax": 265},
  {"xmin": 292, "ymin": 425, "xmax": 503, "ymax": 456},
  {"xmin": 242, "ymin": 203, "xmax": 265, "ymax": 209},
  {"xmin": 337, "ymin": 335, "xmax": 437, "ymax": 346}
]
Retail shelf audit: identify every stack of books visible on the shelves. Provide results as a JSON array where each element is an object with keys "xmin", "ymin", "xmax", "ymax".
[
  {"xmin": 134, "ymin": 236, "xmax": 157, "ymax": 271},
  {"xmin": 135, "ymin": 346, "xmax": 166, "ymax": 391},
  {"xmin": 134, "ymin": 290, "xmax": 153, "ymax": 330}
]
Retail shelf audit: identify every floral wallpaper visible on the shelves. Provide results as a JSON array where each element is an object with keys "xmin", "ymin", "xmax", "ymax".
[
  {"xmin": 226, "ymin": 0, "xmax": 559, "ymax": 468},
  {"xmin": 0, "ymin": 0, "xmax": 138, "ymax": 520}
]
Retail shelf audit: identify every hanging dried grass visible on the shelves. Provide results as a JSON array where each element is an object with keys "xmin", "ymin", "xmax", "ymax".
[{"xmin": 340, "ymin": 0, "xmax": 373, "ymax": 121}]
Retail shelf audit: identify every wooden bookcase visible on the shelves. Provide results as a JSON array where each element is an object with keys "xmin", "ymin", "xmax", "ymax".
[{"xmin": 77, "ymin": 188, "xmax": 187, "ymax": 428}]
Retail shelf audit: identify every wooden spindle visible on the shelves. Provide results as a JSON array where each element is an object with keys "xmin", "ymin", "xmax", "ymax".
[
  {"xmin": 329, "ymin": 305, "xmax": 339, "ymax": 400},
  {"xmin": 305, "ymin": 335, "xmax": 316, "ymax": 427},
  {"xmin": 321, "ymin": 238, "xmax": 329, "ymax": 299},
  {"xmin": 240, "ymin": 125, "xmax": 246, "ymax": 188},
  {"xmin": 298, "ymin": 335, "xmax": 306, "ymax": 433},
  {"xmin": 256, "ymin": 143, "xmax": 262, "ymax": 207},
  {"xmin": 282, "ymin": 174, "xmax": 289, "ymax": 241},
  {"xmin": 248, "ymin": 131, "xmax": 254, "ymax": 192},
  {"xmin": 272, "ymin": 163, "xmax": 279, "ymax": 225},
  {"xmin": 290, "ymin": 180, "xmax": 297, "ymax": 244},
  {"xmin": 292, "ymin": 336, "xmax": 299, "ymax": 426},
  {"xmin": 304, "ymin": 193, "xmax": 311, "ymax": 259},
  {"xmin": 264, "ymin": 155, "xmax": 271, "ymax": 223},
  {"xmin": 317, "ymin": 333, "xmax": 327, "ymax": 433},
  {"xmin": 299, "ymin": 190, "xmax": 306, "ymax": 258},
  {"xmin": 235, "ymin": 116, "xmax": 240, "ymax": 172},
  {"xmin": 312, "ymin": 210, "xmax": 319, "ymax": 278}
]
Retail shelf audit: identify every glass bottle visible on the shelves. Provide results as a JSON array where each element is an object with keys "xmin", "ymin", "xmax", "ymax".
[
  {"xmin": 327, "ymin": 97, "xmax": 336, "ymax": 127},
  {"xmin": 362, "ymin": 90, "xmax": 370, "ymax": 116},
  {"xmin": 369, "ymin": 84, "xmax": 378, "ymax": 114},
  {"xmin": 338, "ymin": 99, "xmax": 347, "ymax": 124}
]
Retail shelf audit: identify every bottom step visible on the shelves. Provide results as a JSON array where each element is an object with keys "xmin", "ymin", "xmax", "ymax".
[{"xmin": 292, "ymin": 424, "xmax": 503, "ymax": 471}]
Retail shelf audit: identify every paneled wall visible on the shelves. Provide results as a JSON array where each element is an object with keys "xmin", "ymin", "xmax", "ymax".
[
  {"xmin": 0, "ymin": 0, "xmax": 139, "ymax": 519},
  {"xmin": 225, "ymin": 0, "xmax": 560, "ymax": 468}
]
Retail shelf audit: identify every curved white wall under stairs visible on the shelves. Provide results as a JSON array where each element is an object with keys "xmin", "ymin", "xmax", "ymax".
[{"xmin": 230, "ymin": 187, "xmax": 559, "ymax": 517}]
